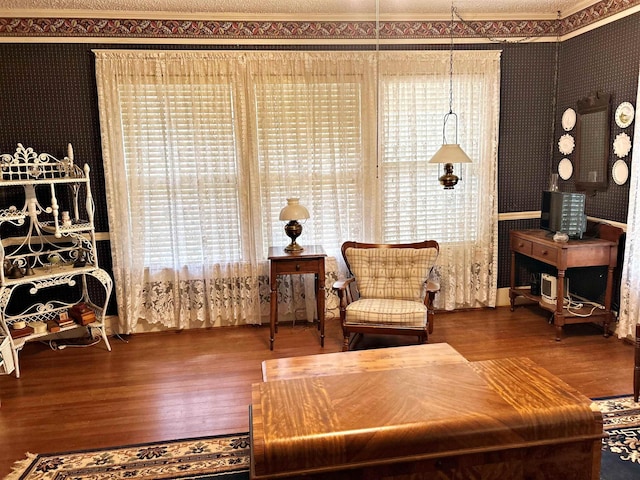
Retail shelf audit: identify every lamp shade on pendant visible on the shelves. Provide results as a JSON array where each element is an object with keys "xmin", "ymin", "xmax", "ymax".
[
  {"xmin": 429, "ymin": 144, "xmax": 472, "ymax": 165},
  {"xmin": 429, "ymin": 144, "xmax": 472, "ymax": 190}
]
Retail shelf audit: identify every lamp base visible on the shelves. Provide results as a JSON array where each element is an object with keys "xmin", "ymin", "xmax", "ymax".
[
  {"xmin": 284, "ymin": 220, "xmax": 304, "ymax": 252},
  {"xmin": 438, "ymin": 163, "xmax": 459, "ymax": 189},
  {"xmin": 284, "ymin": 242, "xmax": 304, "ymax": 253}
]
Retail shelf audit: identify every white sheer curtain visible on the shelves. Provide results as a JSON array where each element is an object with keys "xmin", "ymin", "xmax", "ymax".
[
  {"xmin": 616, "ymin": 66, "xmax": 640, "ymax": 340},
  {"xmin": 94, "ymin": 49, "xmax": 500, "ymax": 333},
  {"xmin": 378, "ymin": 51, "xmax": 501, "ymax": 309},
  {"xmin": 95, "ymin": 51, "xmax": 263, "ymax": 332},
  {"xmin": 95, "ymin": 50, "xmax": 373, "ymax": 332}
]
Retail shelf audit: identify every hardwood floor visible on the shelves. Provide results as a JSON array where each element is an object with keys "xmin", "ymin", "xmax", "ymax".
[{"xmin": 0, "ymin": 305, "xmax": 635, "ymax": 478}]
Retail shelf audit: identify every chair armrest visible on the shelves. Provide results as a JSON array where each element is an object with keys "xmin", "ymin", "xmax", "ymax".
[{"xmin": 333, "ymin": 277, "xmax": 355, "ymax": 291}]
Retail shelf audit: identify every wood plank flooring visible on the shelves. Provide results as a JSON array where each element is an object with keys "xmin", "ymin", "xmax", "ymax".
[{"xmin": 0, "ymin": 305, "xmax": 635, "ymax": 478}]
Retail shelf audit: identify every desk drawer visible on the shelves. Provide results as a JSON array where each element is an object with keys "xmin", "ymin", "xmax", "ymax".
[
  {"xmin": 532, "ymin": 242, "xmax": 558, "ymax": 263},
  {"xmin": 272, "ymin": 257, "xmax": 323, "ymax": 275},
  {"xmin": 511, "ymin": 237, "xmax": 532, "ymax": 255}
]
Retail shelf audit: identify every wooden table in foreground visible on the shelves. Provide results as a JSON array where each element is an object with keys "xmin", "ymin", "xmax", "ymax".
[{"xmin": 251, "ymin": 347, "xmax": 603, "ymax": 479}]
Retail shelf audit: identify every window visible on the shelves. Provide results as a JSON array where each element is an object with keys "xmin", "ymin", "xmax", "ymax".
[
  {"xmin": 380, "ymin": 72, "xmax": 484, "ymax": 243},
  {"xmin": 95, "ymin": 49, "xmax": 500, "ymax": 329},
  {"xmin": 254, "ymin": 81, "xmax": 365, "ymax": 253},
  {"xmin": 119, "ymin": 83, "xmax": 243, "ymax": 266}
]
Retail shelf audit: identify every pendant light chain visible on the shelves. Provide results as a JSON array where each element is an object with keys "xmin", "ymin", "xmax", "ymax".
[{"xmin": 375, "ymin": 0, "xmax": 380, "ymax": 179}]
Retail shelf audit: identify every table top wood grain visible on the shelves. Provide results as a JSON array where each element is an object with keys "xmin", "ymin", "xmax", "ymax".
[
  {"xmin": 261, "ymin": 343, "xmax": 467, "ymax": 381},
  {"xmin": 251, "ymin": 356, "xmax": 602, "ymax": 478}
]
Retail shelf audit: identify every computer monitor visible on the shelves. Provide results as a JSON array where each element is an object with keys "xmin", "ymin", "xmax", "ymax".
[{"xmin": 540, "ymin": 190, "xmax": 587, "ymax": 239}]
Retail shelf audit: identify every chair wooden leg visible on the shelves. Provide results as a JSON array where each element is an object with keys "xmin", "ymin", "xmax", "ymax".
[{"xmin": 342, "ymin": 334, "xmax": 350, "ymax": 352}]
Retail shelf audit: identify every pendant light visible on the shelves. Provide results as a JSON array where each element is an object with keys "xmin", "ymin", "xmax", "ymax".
[{"xmin": 428, "ymin": 2, "xmax": 472, "ymax": 189}]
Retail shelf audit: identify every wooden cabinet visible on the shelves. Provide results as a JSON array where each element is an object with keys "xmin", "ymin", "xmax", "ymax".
[
  {"xmin": 0, "ymin": 144, "xmax": 112, "ymax": 377},
  {"xmin": 509, "ymin": 229, "xmax": 618, "ymax": 340}
]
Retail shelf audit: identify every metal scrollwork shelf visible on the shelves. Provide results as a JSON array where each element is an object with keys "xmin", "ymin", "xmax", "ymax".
[{"xmin": 0, "ymin": 144, "xmax": 112, "ymax": 378}]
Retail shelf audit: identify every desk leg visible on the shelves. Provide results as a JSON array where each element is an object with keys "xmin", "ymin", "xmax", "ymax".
[
  {"xmin": 270, "ymin": 272, "xmax": 277, "ymax": 350},
  {"xmin": 317, "ymin": 263, "xmax": 325, "ymax": 347},
  {"xmin": 554, "ymin": 270, "xmax": 566, "ymax": 341},
  {"xmin": 509, "ymin": 251, "xmax": 516, "ymax": 311},
  {"xmin": 602, "ymin": 266, "xmax": 615, "ymax": 337}
]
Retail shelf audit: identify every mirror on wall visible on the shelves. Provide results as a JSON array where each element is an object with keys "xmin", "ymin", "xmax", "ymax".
[{"xmin": 575, "ymin": 91, "xmax": 611, "ymax": 195}]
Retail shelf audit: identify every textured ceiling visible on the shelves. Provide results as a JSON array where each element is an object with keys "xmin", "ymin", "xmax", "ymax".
[{"xmin": 3, "ymin": 0, "xmax": 596, "ymax": 19}]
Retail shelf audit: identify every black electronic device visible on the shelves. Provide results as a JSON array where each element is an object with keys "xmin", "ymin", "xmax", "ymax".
[{"xmin": 540, "ymin": 190, "xmax": 587, "ymax": 239}]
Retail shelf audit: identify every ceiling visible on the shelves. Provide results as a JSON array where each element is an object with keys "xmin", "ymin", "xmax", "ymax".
[{"xmin": 3, "ymin": 0, "xmax": 598, "ymax": 20}]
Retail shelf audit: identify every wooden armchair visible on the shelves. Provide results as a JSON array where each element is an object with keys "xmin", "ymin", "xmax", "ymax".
[{"xmin": 333, "ymin": 241, "xmax": 440, "ymax": 351}]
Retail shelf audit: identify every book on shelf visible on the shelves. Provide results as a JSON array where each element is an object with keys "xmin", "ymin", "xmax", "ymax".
[
  {"xmin": 10, "ymin": 326, "xmax": 34, "ymax": 339},
  {"xmin": 46, "ymin": 320, "xmax": 61, "ymax": 332},
  {"xmin": 56, "ymin": 317, "xmax": 76, "ymax": 328}
]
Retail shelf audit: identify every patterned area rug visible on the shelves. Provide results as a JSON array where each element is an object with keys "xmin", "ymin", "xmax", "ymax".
[
  {"xmin": 597, "ymin": 395, "xmax": 640, "ymax": 480},
  {"xmin": 7, "ymin": 396, "xmax": 640, "ymax": 480},
  {"xmin": 7, "ymin": 433, "xmax": 250, "ymax": 480}
]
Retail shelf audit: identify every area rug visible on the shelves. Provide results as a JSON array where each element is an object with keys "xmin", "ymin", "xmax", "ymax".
[
  {"xmin": 8, "ymin": 396, "xmax": 640, "ymax": 480},
  {"xmin": 597, "ymin": 394, "xmax": 640, "ymax": 480},
  {"xmin": 7, "ymin": 433, "xmax": 251, "ymax": 480}
]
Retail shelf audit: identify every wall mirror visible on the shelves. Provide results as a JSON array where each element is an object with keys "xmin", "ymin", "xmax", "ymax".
[{"xmin": 575, "ymin": 91, "xmax": 611, "ymax": 195}]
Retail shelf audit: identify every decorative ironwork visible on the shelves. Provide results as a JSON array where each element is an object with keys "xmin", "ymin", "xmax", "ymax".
[{"xmin": 0, "ymin": 144, "xmax": 112, "ymax": 378}]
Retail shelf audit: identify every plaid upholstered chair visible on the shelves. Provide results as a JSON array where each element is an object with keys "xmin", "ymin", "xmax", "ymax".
[{"xmin": 333, "ymin": 241, "xmax": 440, "ymax": 351}]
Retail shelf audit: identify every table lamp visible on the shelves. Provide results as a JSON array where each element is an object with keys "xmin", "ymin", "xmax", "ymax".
[{"xmin": 279, "ymin": 198, "xmax": 309, "ymax": 252}]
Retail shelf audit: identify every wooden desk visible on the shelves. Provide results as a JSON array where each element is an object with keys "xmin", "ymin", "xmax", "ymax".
[
  {"xmin": 261, "ymin": 343, "xmax": 466, "ymax": 381},
  {"xmin": 509, "ymin": 229, "xmax": 618, "ymax": 341},
  {"xmin": 251, "ymin": 356, "xmax": 603, "ymax": 479},
  {"xmin": 268, "ymin": 245, "xmax": 326, "ymax": 350}
]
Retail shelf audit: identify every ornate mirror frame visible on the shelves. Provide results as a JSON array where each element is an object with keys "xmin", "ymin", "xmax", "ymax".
[{"xmin": 575, "ymin": 91, "xmax": 611, "ymax": 195}]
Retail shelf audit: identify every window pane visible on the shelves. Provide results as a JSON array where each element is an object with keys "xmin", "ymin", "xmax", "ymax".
[
  {"xmin": 380, "ymin": 75, "xmax": 481, "ymax": 243},
  {"xmin": 255, "ymin": 81, "xmax": 364, "ymax": 253},
  {"xmin": 119, "ymin": 83, "xmax": 243, "ymax": 267}
]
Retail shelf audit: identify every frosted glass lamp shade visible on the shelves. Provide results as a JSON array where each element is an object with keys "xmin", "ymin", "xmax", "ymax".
[
  {"xmin": 279, "ymin": 198, "xmax": 310, "ymax": 221},
  {"xmin": 279, "ymin": 198, "xmax": 310, "ymax": 252}
]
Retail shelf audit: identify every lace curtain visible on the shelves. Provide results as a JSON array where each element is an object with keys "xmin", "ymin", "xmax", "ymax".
[
  {"xmin": 94, "ymin": 49, "xmax": 500, "ymax": 333},
  {"xmin": 616, "ymin": 67, "xmax": 640, "ymax": 340},
  {"xmin": 378, "ymin": 51, "xmax": 501, "ymax": 309}
]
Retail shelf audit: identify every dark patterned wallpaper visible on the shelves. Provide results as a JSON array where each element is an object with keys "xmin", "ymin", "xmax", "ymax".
[
  {"xmin": 554, "ymin": 13, "xmax": 639, "ymax": 224},
  {"xmin": 0, "ymin": 11, "xmax": 637, "ymax": 299}
]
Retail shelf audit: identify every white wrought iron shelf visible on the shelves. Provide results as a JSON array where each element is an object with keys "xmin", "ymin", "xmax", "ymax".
[
  {"xmin": 0, "ymin": 144, "xmax": 111, "ymax": 378},
  {"xmin": 0, "ymin": 209, "xmax": 26, "ymax": 223},
  {"xmin": 38, "ymin": 220, "xmax": 93, "ymax": 235},
  {"xmin": 0, "ymin": 176, "xmax": 88, "ymax": 186},
  {"xmin": 9, "ymin": 320, "xmax": 105, "ymax": 350},
  {"xmin": 0, "ymin": 264, "xmax": 100, "ymax": 288}
]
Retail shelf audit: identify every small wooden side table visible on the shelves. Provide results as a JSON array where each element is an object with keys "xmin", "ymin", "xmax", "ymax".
[{"xmin": 268, "ymin": 245, "xmax": 326, "ymax": 350}]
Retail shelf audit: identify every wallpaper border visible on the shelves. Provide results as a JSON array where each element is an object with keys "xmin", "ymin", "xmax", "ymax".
[{"xmin": 1, "ymin": 0, "xmax": 638, "ymax": 40}]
